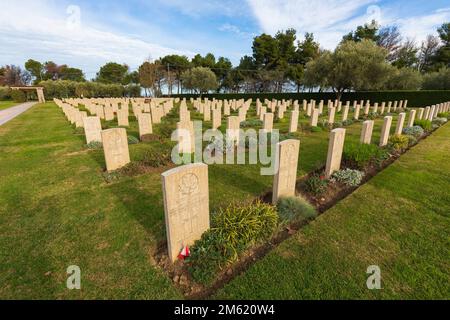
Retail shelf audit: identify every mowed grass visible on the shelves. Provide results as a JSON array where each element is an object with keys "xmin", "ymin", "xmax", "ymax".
[
  {"xmin": 0, "ymin": 101, "xmax": 424, "ymax": 299},
  {"xmin": 0, "ymin": 103, "xmax": 182, "ymax": 299},
  {"xmin": 215, "ymin": 123, "xmax": 450, "ymax": 300},
  {"xmin": 0, "ymin": 101, "xmax": 18, "ymax": 111}
]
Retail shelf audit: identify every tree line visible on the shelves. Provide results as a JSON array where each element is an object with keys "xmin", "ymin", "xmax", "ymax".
[{"xmin": 1, "ymin": 21, "xmax": 449, "ymax": 97}]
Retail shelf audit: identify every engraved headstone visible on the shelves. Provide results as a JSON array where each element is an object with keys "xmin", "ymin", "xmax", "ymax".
[
  {"xmin": 272, "ymin": 140, "xmax": 300, "ymax": 204},
  {"xmin": 101, "ymin": 128, "xmax": 130, "ymax": 172},
  {"xmin": 83, "ymin": 116, "xmax": 102, "ymax": 144},
  {"xmin": 162, "ymin": 163, "xmax": 210, "ymax": 262}
]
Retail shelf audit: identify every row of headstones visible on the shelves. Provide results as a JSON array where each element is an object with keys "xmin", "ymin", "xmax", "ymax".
[
  {"xmin": 161, "ymin": 137, "xmax": 301, "ymax": 262},
  {"xmin": 54, "ymin": 98, "xmax": 175, "ymax": 172},
  {"xmin": 56, "ymin": 97, "xmax": 177, "ymax": 139},
  {"xmin": 161, "ymin": 99, "xmax": 450, "ymax": 262}
]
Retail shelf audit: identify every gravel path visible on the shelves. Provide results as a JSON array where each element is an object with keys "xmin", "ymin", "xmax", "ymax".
[{"xmin": 0, "ymin": 102, "xmax": 37, "ymax": 126}]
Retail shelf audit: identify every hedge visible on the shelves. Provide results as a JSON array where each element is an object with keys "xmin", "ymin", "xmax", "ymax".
[
  {"xmin": 38, "ymin": 80, "xmax": 141, "ymax": 99},
  {"xmin": 169, "ymin": 91, "xmax": 450, "ymax": 108}
]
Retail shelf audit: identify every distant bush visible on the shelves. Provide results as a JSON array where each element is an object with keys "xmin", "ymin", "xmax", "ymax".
[
  {"xmin": 311, "ymin": 126, "xmax": 323, "ymax": 133},
  {"xmin": 343, "ymin": 142, "xmax": 385, "ymax": 169},
  {"xmin": 39, "ymin": 80, "xmax": 141, "ymax": 99},
  {"xmin": 188, "ymin": 200, "xmax": 278, "ymax": 284},
  {"xmin": 11, "ymin": 90, "xmax": 27, "ymax": 102},
  {"xmin": 414, "ymin": 119, "xmax": 432, "ymax": 131},
  {"xmin": 422, "ymin": 68, "xmax": 450, "ymax": 90},
  {"xmin": 303, "ymin": 174, "xmax": 328, "ymax": 195},
  {"xmin": 0, "ymin": 86, "xmax": 11, "ymax": 100},
  {"xmin": 332, "ymin": 169, "xmax": 365, "ymax": 187},
  {"xmin": 402, "ymin": 126, "xmax": 424, "ymax": 138},
  {"xmin": 277, "ymin": 196, "xmax": 317, "ymax": 224},
  {"xmin": 388, "ymin": 134, "xmax": 409, "ymax": 151},
  {"xmin": 385, "ymin": 68, "xmax": 423, "ymax": 90}
]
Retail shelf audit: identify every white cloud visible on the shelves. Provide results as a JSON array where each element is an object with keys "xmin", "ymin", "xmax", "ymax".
[
  {"xmin": 155, "ymin": 0, "xmax": 245, "ymax": 18},
  {"xmin": 0, "ymin": 0, "xmax": 193, "ymax": 76},
  {"xmin": 219, "ymin": 23, "xmax": 256, "ymax": 39},
  {"xmin": 246, "ymin": 0, "xmax": 379, "ymax": 48},
  {"xmin": 394, "ymin": 8, "xmax": 450, "ymax": 44},
  {"xmin": 246, "ymin": 0, "xmax": 450, "ymax": 49}
]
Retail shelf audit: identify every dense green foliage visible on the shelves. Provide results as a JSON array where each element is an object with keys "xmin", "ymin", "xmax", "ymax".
[
  {"xmin": 414, "ymin": 119, "xmax": 433, "ymax": 131},
  {"xmin": 332, "ymin": 169, "xmax": 365, "ymax": 187},
  {"xmin": 11, "ymin": 90, "xmax": 27, "ymax": 102},
  {"xmin": 388, "ymin": 134, "xmax": 410, "ymax": 151},
  {"xmin": 303, "ymin": 174, "xmax": 329, "ymax": 195},
  {"xmin": 0, "ymin": 86, "xmax": 11, "ymax": 100},
  {"xmin": 38, "ymin": 80, "xmax": 140, "ymax": 99},
  {"xmin": 188, "ymin": 201, "xmax": 278, "ymax": 284},
  {"xmin": 181, "ymin": 67, "xmax": 218, "ymax": 94},
  {"xmin": 343, "ymin": 142, "xmax": 388, "ymax": 169},
  {"xmin": 277, "ymin": 197, "xmax": 318, "ymax": 224}
]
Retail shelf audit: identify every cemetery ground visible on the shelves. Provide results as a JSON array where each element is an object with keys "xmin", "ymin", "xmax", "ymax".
[{"xmin": 0, "ymin": 101, "xmax": 449, "ymax": 299}]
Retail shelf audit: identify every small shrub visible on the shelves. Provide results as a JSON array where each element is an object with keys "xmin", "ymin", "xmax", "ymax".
[
  {"xmin": 118, "ymin": 162, "xmax": 143, "ymax": 176},
  {"xmin": 141, "ymin": 145, "xmax": 173, "ymax": 167},
  {"xmin": 366, "ymin": 112, "xmax": 379, "ymax": 120},
  {"xmin": 11, "ymin": 90, "xmax": 27, "ymax": 103},
  {"xmin": 280, "ymin": 132, "xmax": 301, "ymax": 141},
  {"xmin": 212, "ymin": 201, "xmax": 279, "ymax": 260},
  {"xmin": 277, "ymin": 197, "xmax": 317, "ymax": 224},
  {"xmin": 240, "ymin": 119, "xmax": 262, "ymax": 128},
  {"xmin": 318, "ymin": 119, "xmax": 330, "ymax": 128},
  {"xmin": 86, "ymin": 141, "xmax": 103, "ymax": 149},
  {"xmin": 140, "ymin": 134, "xmax": 161, "ymax": 142},
  {"xmin": 188, "ymin": 200, "xmax": 278, "ymax": 284},
  {"xmin": 127, "ymin": 135, "xmax": 139, "ymax": 145},
  {"xmin": 414, "ymin": 119, "xmax": 432, "ymax": 131},
  {"xmin": 311, "ymin": 126, "xmax": 323, "ymax": 133},
  {"xmin": 402, "ymin": 126, "xmax": 424, "ymax": 138},
  {"xmin": 74, "ymin": 127, "xmax": 85, "ymax": 134},
  {"xmin": 332, "ymin": 169, "xmax": 365, "ymax": 187},
  {"xmin": 158, "ymin": 123, "xmax": 177, "ymax": 138},
  {"xmin": 433, "ymin": 117, "xmax": 448, "ymax": 126},
  {"xmin": 342, "ymin": 119, "xmax": 354, "ymax": 126},
  {"xmin": 343, "ymin": 142, "xmax": 383, "ymax": 169},
  {"xmin": 388, "ymin": 134, "xmax": 409, "ymax": 151},
  {"xmin": 303, "ymin": 174, "xmax": 328, "ymax": 195},
  {"xmin": 437, "ymin": 112, "xmax": 449, "ymax": 118},
  {"xmin": 102, "ymin": 170, "xmax": 121, "ymax": 183},
  {"xmin": 405, "ymin": 134, "xmax": 418, "ymax": 147}
]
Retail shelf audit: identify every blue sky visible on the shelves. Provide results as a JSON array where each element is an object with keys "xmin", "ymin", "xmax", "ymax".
[{"xmin": 1, "ymin": 0, "xmax": 449, "ymax": 79}]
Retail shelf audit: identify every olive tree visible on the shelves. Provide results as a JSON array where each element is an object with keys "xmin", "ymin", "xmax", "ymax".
[
  {"xmin": 304, "ymin": 40, "xmax": 393, "ymax": 99},
  {"xmin": 181, "ymin": 67, "xmax": 218, "ymax": 94}
]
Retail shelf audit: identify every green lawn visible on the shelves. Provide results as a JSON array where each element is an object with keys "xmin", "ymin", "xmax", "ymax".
[
  {"xmin": 0, "ymin": 101, "xmax": 445, "ymax": 299},
  {"xmin": 215, "ymin": 122, "xmax": 450, "ymax": 300},
  {"xmin": 0, "ymin": 101, "xmax": 18, "ymax": 111}
]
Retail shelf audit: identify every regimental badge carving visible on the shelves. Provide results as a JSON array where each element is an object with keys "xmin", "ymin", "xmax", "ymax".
[{"xmin": 179, "ymin": 173, "xmax": 199, "ymax": 195}]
